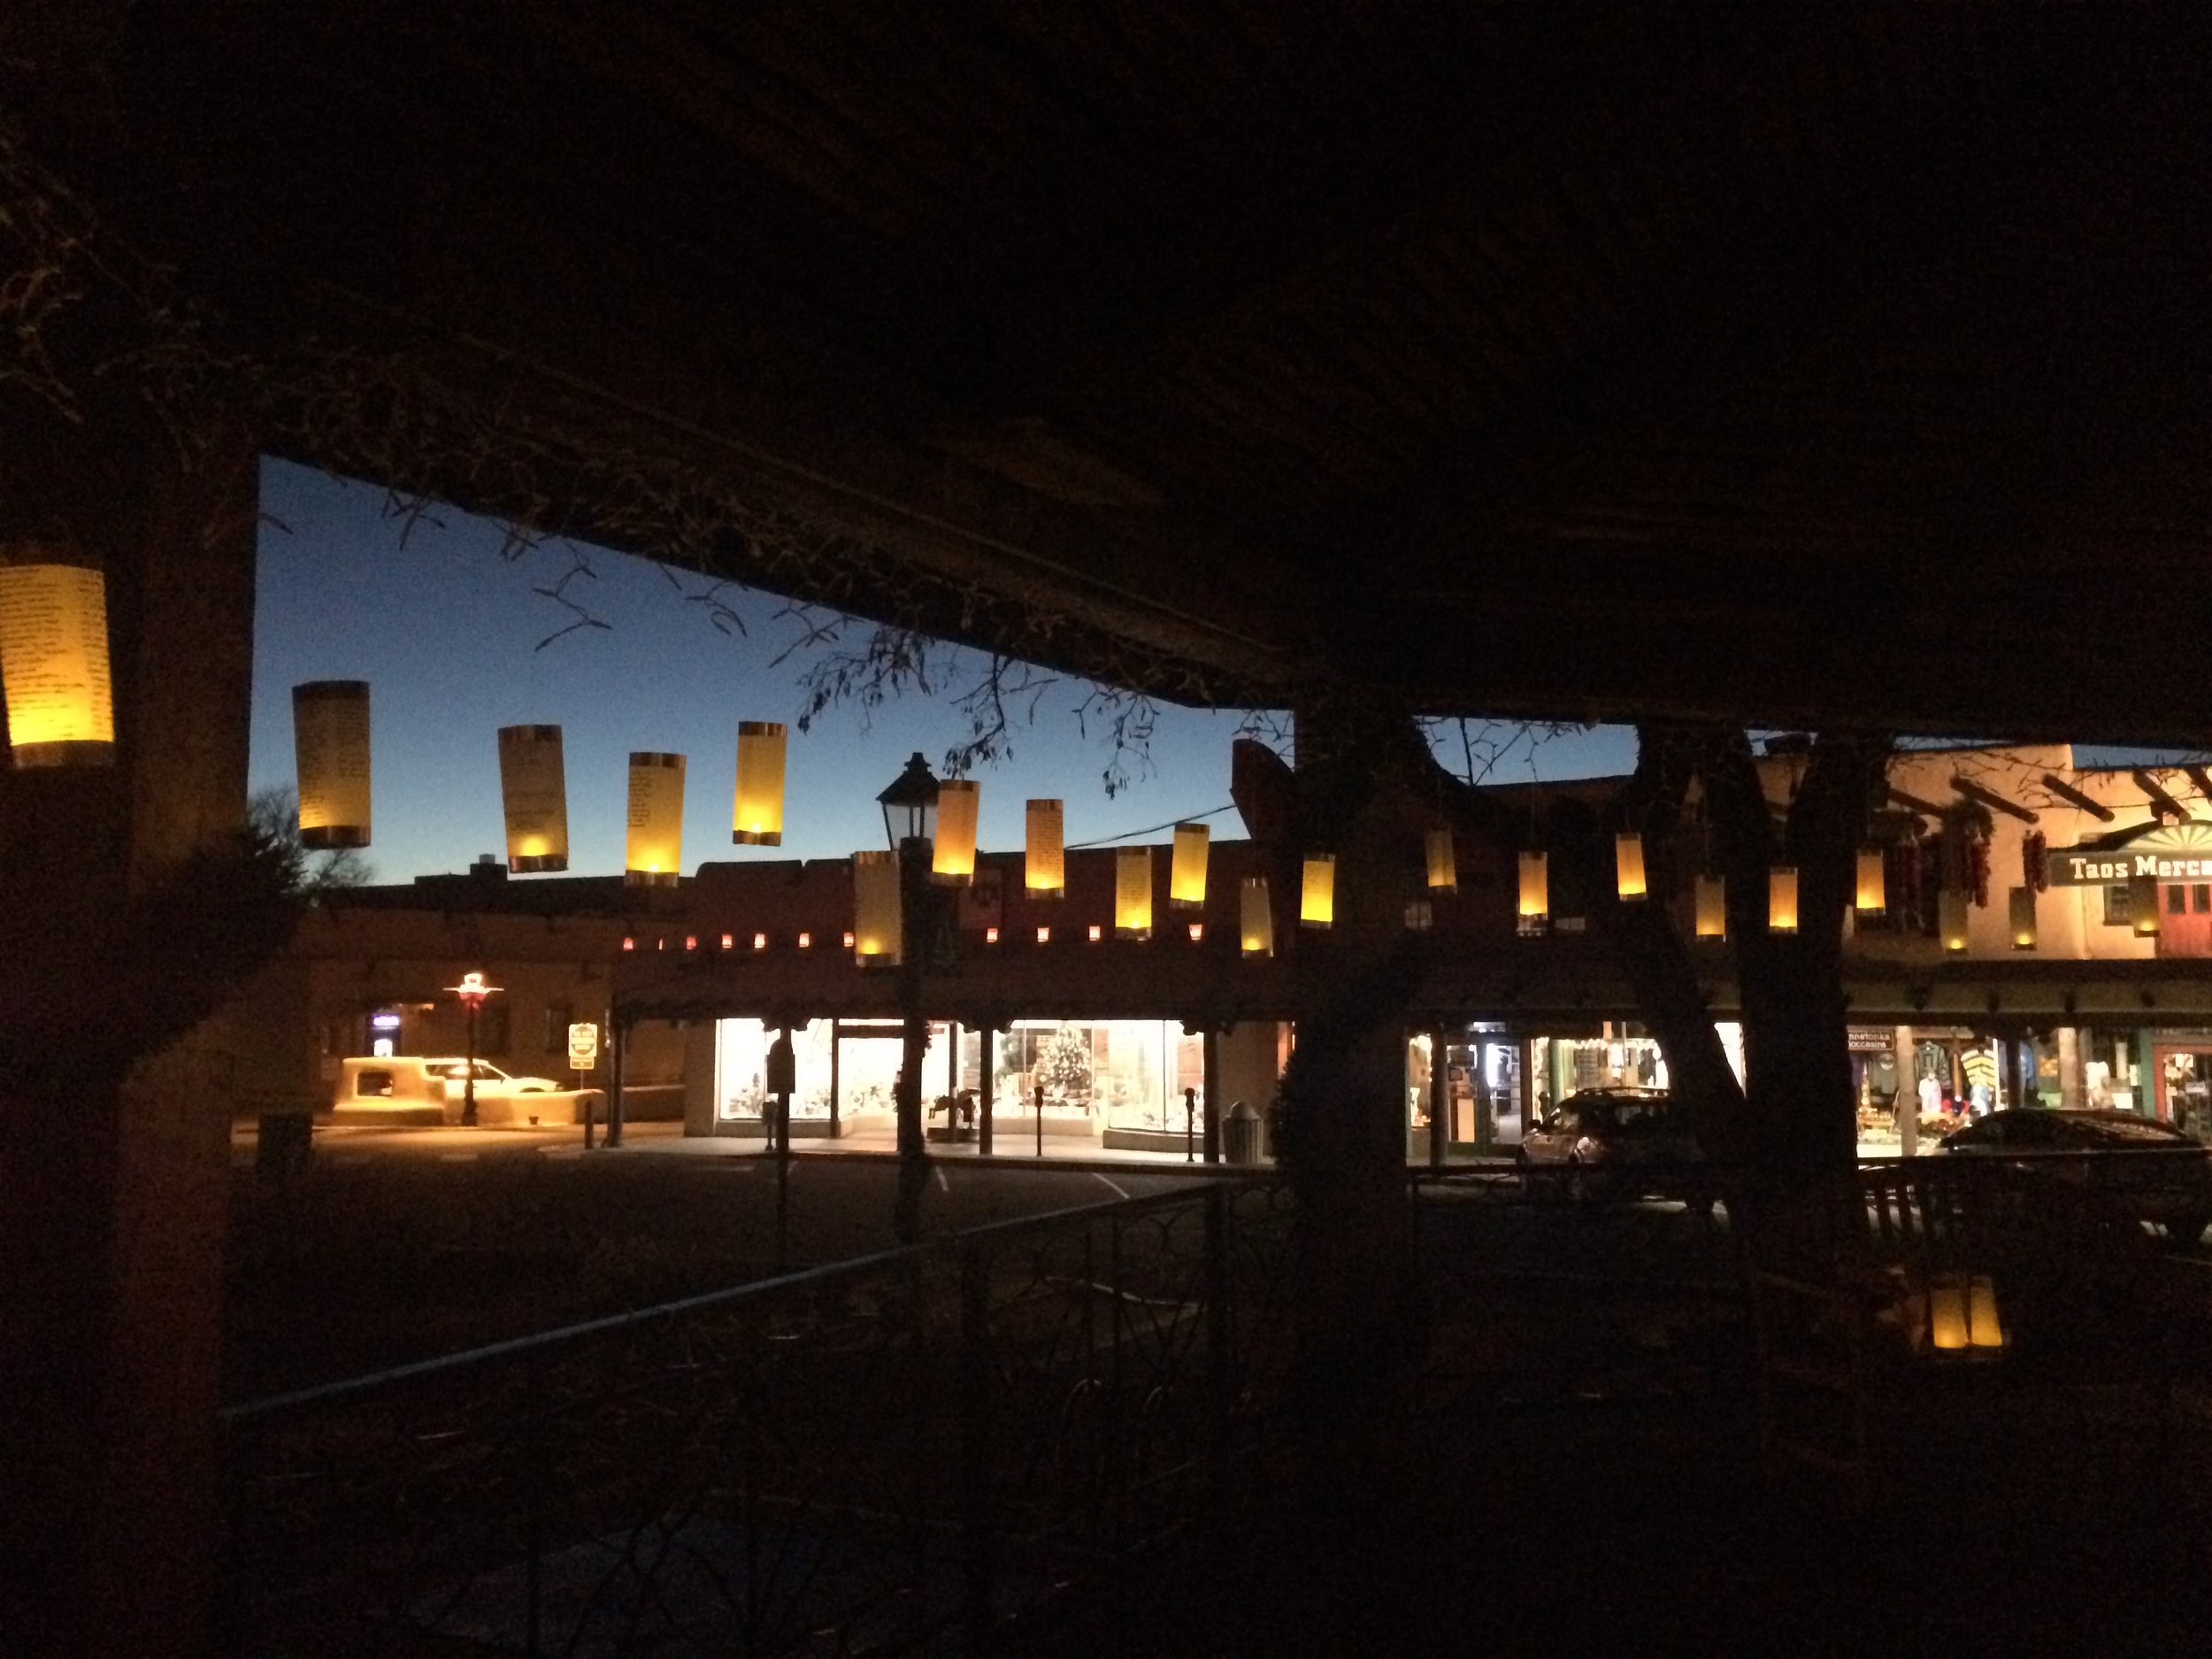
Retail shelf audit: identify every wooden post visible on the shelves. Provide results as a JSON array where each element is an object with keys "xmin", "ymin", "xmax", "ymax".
[
  {"xmin": 0, "ymin": 414, "xmax": 260, "ymax": 1657},
  {"xmin": 829, "ymin": 1017, "xmax": 842, "ymax": 1141},
  {"xmin": 2057, "ymin": 1025, "xmax": 2083, "ymax": 1110},
  {"xmin": 1202, "ymin": 1025, "xmax": 1223, "ymax": 1164},
  {"xmin": 1895, "ymin": 1024, "xmax": 1918, "ymax": 1157},
  {"xmin": 1428, "ymin": 1025, "xmax": 1448, "ymax": 1171},
  {"xmin": 978, "ymin": 1019, "xmax": 995, "ymax": 1155}
]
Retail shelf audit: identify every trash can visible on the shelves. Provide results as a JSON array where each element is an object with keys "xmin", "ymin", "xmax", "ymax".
[
  {"xmin": 257, "ymin": 1110, "xmax": 314, "ymax": 1178},
  {"xmin": 1224, "ymin": 1100, "xmax": 1263, "ymax": 1166}
]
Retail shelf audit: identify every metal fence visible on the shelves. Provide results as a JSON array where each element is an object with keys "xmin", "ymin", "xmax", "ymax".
[{"xmin": 219, "ymin": 1179, "xmax": 1295, "ymax": 1656}]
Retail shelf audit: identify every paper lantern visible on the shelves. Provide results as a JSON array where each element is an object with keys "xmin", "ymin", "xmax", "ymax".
[
  {"xmin": 1517, "ymin": 851, "xmax": 1548, "ymax": 920},
  {"xmin": 1240, "ymin": 875, "xmax": 1275, "ymax": 957},
  {"xmin": 1927, "ymin": 1272, "xmax": 2005, "ymax": 1354},
  {"xmin": 931, "ymin": 779, "xmax": 979, "ymax": 885},
  {"xmin": 1116, "ymin": 846, "xmax": 1154, "ymax": 939},
  {"xmin": 853, "ymin": 849, "xmax": 902, "ymax": 964},
  {"xmin": 1694, "ymin": 875, "xmax": 1726, "ymax": 940},
  {"xmin": 625, "ymin": 750, "xmax": 685, "ymax": 886},
  {"xmin": 730, "ymin": 720, "xmax": 787, "ymax": 845},
  {"xmin": 0, "ymin": 563, "xmax": 114, "ymax": 767},
  {"xmin": 1301, "ymin": 854, "xmax": 1335, "ymax": 929},
  {"xmin": 293, "ymin": 680, "xmax": 372, "ymax": 849},
  {"xmin": 1425, "ymin": 826, "xmax": 1458, "ymax": 895},
  {"xmin": 2132, "ymin": 875, "xmax": 2162, "ymax": 937},
  {"xmin": 1768, "ymin": 866, "xmax": 1799, "ymax": 934},
  {"xmin": 2008, "ymin": 886, "xmax": 2038, "ymax": 951},
  {"xmin": 1616, "ymin": 833, "xmax": 1647, "ymax": 901},
  {"xmin": 1855, "ymin": 847, "xmax": 1887, "ymax": 912},
  {"xmin": 496, "ymin": 724, "xmax": 568, "ymax": 872},
  {"xmin": 1939, "ymin": 888, "xmax": 1970, "ymax": 953},
  {"xmin": 1170, "ymin": 822, "xmax": 1210, "ymax": 908},
  {"xmin": 1025, "ymin": 798, "xmax": 1065, "ymax": 897}
]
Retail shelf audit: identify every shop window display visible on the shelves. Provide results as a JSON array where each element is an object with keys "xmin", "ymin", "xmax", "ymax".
[{"xmin": 977, "ymin": 1019, "xmax": 1204, "ymax": 1134}]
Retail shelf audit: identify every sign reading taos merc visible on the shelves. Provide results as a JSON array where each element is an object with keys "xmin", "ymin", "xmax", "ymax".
[{"xmin": 2050, "ymin": 821, "xmax": 2212, "ymax": 885}]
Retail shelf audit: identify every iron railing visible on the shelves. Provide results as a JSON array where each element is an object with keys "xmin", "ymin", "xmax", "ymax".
[{"xmin": 220, "ymin": 1179, "xmax": 1294, "ymax": 1656}]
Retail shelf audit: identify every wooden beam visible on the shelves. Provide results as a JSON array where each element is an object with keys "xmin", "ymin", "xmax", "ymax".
[
  {"xmin": 1949, "ymin": 775, "xmax": 2038, "ymax": 825},
  {"xmin": 2040, "ymin": 773, "xmax": 2115, "ymax": 822},
  {"xmin": 2133, "ymin": 769, "xmax": 2189, "ymax": 821}
]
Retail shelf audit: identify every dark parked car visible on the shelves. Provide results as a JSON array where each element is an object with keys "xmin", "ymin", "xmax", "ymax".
[
  {"xmin": 1517, "ymin": 1087, "xmax": 1708, "ymax": 1205},
  {"xmin": 1941, "ymin": 1109, "xmax": 2212, "ymax": 1242}
]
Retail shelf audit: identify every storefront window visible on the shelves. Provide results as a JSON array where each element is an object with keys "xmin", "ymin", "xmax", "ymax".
[
  {"xmin": 714, "ymin": 1018, "xmax": 841, "ymax": 1123},
  {"xmin": 976, "ymin": 1019, "xmax": 1204, "ymax": 1134}
]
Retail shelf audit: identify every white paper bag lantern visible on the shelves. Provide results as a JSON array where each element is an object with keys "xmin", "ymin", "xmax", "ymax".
[
  {"xmin": 1425, "ymin": 826, "xmax": 1457, "ymax": 895},
  {"xmin": 1616, "ymin": 833, "xmax": 1647, "ymax": 901},
  {"xmin": 1116, "ymin": 846, "xmax": 1155, "ymax": 939},
  {"xmin": 731, "ymin": 720, "xmax": 787, "ymax": 845},
  {"xmin": 1301, "ymin": 854, "xmax": 1335, "ymax": 929},
  {"xmin": 294, "ymin": 680, "xmax": 372, "ymax": 849},
  {"xmin": 497, "ymin": 724, "xmax": 568, "ymax": 872},
  {"xmin": 1855, "ymin": 848, "xmax": 1887, "ymax": 912},
  {"xmin": 626, "ymin": 750, "xmax": 686, "ymax": 886},
  {"xmin": 933, "ymin": 779, "xmax": 979, "ymax": 885},
  {"xmin": 1240, "ymin": 875, "xmax": 1275, "ymax": 957},
  {"xmin": 1025, "ymin": 798, "xmax": 1065, "ymax": 897},
  {"xmin": 2008, "ymin": 886, "xmax": 2038, "ymax": 951},
  {"xmin": 853, "ymin": 849, "xmax": 902, "ymax": 964},
  {"xmin": 0, "ymin": 562, "xmax": 114, "ymax": 767},
  {"xmin": 1939, "ymin": 888, "xmax": 1970, "ymax": 953},
  {"xmin": 1517, "ymin": 851, "xmax": 1548, "ymax": 921},
  {"xmin": 1769, "ymin": 866, "xmax": 1799, "ymax": 933},
  {"xmin": 1694, "ymin": 875, "xmax": 1726, "ymax": 940},
  {"xmin": 1170, "ymin": 822, "xmax": 1210, "ymax": 908}
]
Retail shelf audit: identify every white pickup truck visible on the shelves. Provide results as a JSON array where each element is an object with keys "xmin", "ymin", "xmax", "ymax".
[{"xmin": 330, "ymin": 1056, "xmax": 604, "ymax": 1128}]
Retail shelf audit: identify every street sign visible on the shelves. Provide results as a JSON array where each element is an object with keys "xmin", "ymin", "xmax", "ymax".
[{"xmin": 568, "ymin": 1022, "xmax": 600, "ymax": 1071}]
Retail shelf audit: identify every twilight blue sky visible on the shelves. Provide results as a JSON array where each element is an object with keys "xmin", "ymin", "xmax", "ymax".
[{"xmin": 250, "ymin": 459, "xmax": 1645, "ymax": 884}]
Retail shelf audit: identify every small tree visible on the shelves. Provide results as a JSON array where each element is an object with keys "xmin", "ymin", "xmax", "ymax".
[
  {"xmin": 1033, "ymin": 1024, "xmax": 1094, "ymax": 1108},
  {"xmin": 247, "ymin": 785, "xmax": 375, "ymax": 892}
]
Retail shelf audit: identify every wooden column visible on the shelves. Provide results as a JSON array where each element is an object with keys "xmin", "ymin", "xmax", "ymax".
[
  {"xmin": 1427, "ymin": 1025, "xmax": 1448, "ymax": 1171},
  {"xmin": 1202, "ymin": 1025, "xmax": 1223, "ymax": 1164},
  {"xmin": 0, "ymin": 413, "xmax": 262, "ymax": 1658},
  {"xmin": 978, "ymin": 1018, "xmax": 995, "ymax": 1155},
  {"xmin": 1894, "ymin": 1024, "xmax": 1918, "ymax": 1157},
  {"xmin": 829, "ymin": 1018, "xmax": 842, "ymax": 1140},
  {"xmin": 2057, "ymin": 1025, "xmax": 2083, "ymax": 1110}
]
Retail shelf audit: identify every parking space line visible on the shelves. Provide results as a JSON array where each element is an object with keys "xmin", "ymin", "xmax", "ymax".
[{"xmin": 1092, "ymin": 1172, "xmax": 1128, "ymax": 1200}]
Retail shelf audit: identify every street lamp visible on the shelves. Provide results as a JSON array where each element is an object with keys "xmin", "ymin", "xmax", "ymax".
[
  {"xmin": 877, "ymin": 754, "xmax": 941, "ymax": 1166},
  {"xmin": 445, "ymin": 970, "xmax": 503, "ymax": 1127}
]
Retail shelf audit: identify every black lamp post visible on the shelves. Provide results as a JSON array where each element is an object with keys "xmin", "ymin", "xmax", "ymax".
[
  {"xmin": 445, "ymin": 970, "xmax": 502, "ymax": 1127},
  {"xmin": 878, "ymin": 753, "xmax": 941, "ymax": 1164}
]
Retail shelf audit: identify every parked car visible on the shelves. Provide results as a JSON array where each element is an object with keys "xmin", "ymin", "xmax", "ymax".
[
  {"xmin": 331, "ymin": 1056, "xmax": 604, "ymax": 1127},
  {"xmin": 1941, "ymin": 1109, "xmax": 2212, "ymax": 1242},
  {"xmin": 1517, "ymin": 1087, "xmax": 1707, "ymax": 1205}
]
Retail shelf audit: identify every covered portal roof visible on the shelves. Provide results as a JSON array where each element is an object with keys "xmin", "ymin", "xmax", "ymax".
[{"xmin": 17, "ymin": 4, "xmax": 2212, "ymax": 739}]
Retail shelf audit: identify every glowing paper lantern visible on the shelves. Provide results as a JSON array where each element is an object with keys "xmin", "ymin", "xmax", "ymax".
[
  {"xmin": 293, "ymin": 680, "xmax": 372, "ymax": 849},
  {"xmin": 0, "ymin": 563, "xmax": 114, "ymax": 767},
  {"xmin": 625, "ymin": 750, "xmax": 685, "ymax": 886},
  {"xmin": 1240, "ymin": 875, "xmax": 1274, "ymax": 957},
  {"xmin": 1425, "ymin": 827, "xmax": 1458, "ymax": 895},
  {"xmin": 1116, "ymin": 846, "xmax": 1154, "ymax": 939},
  {"xmin": 1025, "ymin": 799, "xmax": 1065, "ymax": 897},
  {"xmin": 2008, "ymin": 886, "xmax": 2038, "ymax": 951},
  {"xmin": 1768, "ymin": 866, "xmax": 1799, "ymax": 934},
  {"xmin": 1170, "ymin": 822, "xmax": 1210, "ymax": 908},
  {"xmin": 1938, "ymin": 889, "xmax": 1973, "ymax": 956},
  {"xmin": 933, "ymin": 779, "xmax": 979, "ymax": 885},
  {"xmin": 1928, "ymin": 1272, "xmax": 2006, "ymax": 1353},
  {"xmin": 731, "ymin": 720, "xmax": 787, "ymax": 845},
  {"xmin": 2132, "ymin": 875, "xmax": 2162, "ymax": 937},
  {"xmin": 1517, "ymin": 851, "xmax": 1548, "ymax": 921},
  {"xmin": 1694, "ymin": 876, "xmax": 1726, "ymax": 940},
  {"xmin": 496, "ymin": 724, "xmax": 568, "ymax": 872},
  {"xmin": 1855, "ymin": 848, "xmax": 1887, "ymax": 912},
  {"xmin": 1939, "ymin": 889, "xmax": 1970, "ymax": 953},
  {"xmin": 853, "ymin": 849, "xmax": 902, "ymax": 964},
  {"xmin": 1301, "ymin": 855, "xmax": 1335, "ymax": 929},
  {"xmin": 1616, "ymin": 833, "xmax": 1648, "ymax": 901}
]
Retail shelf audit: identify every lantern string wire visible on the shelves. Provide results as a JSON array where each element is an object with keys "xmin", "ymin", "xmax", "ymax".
[{"xmin": 1066, "ymin": 803, "xmax": 1237, "ymax": 849}]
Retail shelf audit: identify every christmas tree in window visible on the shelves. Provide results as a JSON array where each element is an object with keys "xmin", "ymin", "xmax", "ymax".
[{"xmin": 1035, "ymin": 1024, "xmax": 1094, "ymax": 1112}]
